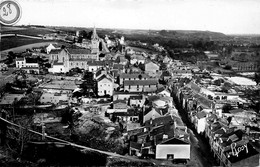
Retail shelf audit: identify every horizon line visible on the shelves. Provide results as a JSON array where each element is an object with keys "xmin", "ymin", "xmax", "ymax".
[{"xmin": 7, "ymin": 24, "xmax": 260, "ymax": 36}]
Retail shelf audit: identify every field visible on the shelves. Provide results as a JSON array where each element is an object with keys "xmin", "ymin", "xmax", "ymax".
[
  {"xmin": 0, "ymin": 36, "xmax": 54, "ymax": 52},
  {"xmin": 1, "ymin": 26, "xmax": 56, "ymax": 36},
  {"xmin": 0, "ymin": 26, "xmax": 59, "ymax": 52}
]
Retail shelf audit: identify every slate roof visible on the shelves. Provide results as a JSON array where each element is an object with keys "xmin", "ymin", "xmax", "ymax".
[
  {"xmin": 49, "ymin": 49, "xmax": 62, "ymax": 54},
  {"xmin": 172, "ymin": 115, "xmax": 185, "ymax": 127},
  {"xmin": 95, "ymin": 69, "xmax": 105, "ymax": 78},
  {"xmin": 156, "ymin": 86, "xmax": 170, "ymax": 94},
  {"xmin": 114, "ymin": 108, "xmax": 139, "ymax": 116},
  {"xmin": 96, "ymin": 74, "xmax": 113, "ymax": 82},
  {"xmin": 111, "ymin": 70, "xmax": 119, "ymax": 77},
  {"xmin": 196, "ymin": 111, "xmax": 207, "ymax": 119},
  {"xmin": 69, "ymin": 58, "xmax": 93, "ymax": 61},
  {"xmin": 228, "ymin": 108, "xmax": 244, "ymax": 114},
  {"xmin": 88, "ymin": 61, "xmax": 105, "ymax": 66},
  {"xmin": 131, "ymin": 54, "xmax": 145, "ymax": 60},
  {"xmin": 113, "ymin": 99, "xmax": 127, "ymax": 104},
  {"xmin": 53, "ymin": 62, "xmax": 64, "ymax": 65},
  {"xmin": 124, "ymin": 79, "xmax": 158, "ymax": 86},
  {"xmin": 67, "ymin": 48, "xmax": 91, "ymax": 54},
  {"xmin": 130, "ymin": 141, "xmax": 142, "ymax": 150},
  {"xmin": 120, "ymin": 73, "xmax": 149, "ymax": 79},
  {"xmin": 171, "ymin": 69, "xmax": 192, "ymax": 74},
  {"xmin": 161, "ymin": 137, "xmax": 189, "ymax": 145},
  {"xmin": 113, "ymin": 64, "xmax": 124, "ymax": 70},
  {"xmin": 16, "ymin": 57, "xmax": 24, "ymax": 61},
  {"xmin": 144, "ymin": 115, "xmax": 174, "ymax": 127},
  {"xmin": 194, "ymin": 93, "xmax": 213, "ymax": 109},
  {"xmin": 211, "ymin": 122, "xmax": 223, "ymax": 132},
  {"xmin": 129, "ymin": 95, "xmax": 143, "ymax": 100},
  {"xmin": 186, "ymin": 81, "xmax": 201, "ymax": 93},
  {"xmin": 21, "ymin": 67, "xmax": 39, "ymax": 70},
  {"xmin": 26, "ymin": 58, "xmax": 38, "ymax": 63}
]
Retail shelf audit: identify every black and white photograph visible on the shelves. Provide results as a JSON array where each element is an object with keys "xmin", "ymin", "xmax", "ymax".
[{"xmin": 0, "ymin": 0, "xmax": 260, "ymax": 166}]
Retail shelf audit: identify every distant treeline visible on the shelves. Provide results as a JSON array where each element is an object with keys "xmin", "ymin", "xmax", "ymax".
[{"xmin": 20, "ymin": 25, "xmax": 46, "ymax": 28}]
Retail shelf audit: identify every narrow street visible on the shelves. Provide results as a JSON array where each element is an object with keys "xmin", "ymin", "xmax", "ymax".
[{"xmin": 172, "ymin": 95, "xmax": 219, "ymax": 167}]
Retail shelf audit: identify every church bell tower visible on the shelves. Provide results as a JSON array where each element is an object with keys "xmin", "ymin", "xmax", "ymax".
[{"xmin": 91, "ymin": 26, "xmax": 100, "ymax": 54}]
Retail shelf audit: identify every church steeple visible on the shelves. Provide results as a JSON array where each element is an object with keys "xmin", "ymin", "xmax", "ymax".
[
  {"xmin": 91, "ymin": 26, "xmax": 100, "ymax": 55},
  {"xmin": 91, "ymin": 26, "xmax": 99, "ymax": 40}
]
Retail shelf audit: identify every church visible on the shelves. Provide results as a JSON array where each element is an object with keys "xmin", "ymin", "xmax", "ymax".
[{"xmin": 48, "ymin": 27, "xmax": 109, "ymax": 73}]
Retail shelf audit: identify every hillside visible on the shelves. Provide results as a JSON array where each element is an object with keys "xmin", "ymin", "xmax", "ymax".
[
  {"xmin": 1, "ymin": 25, "xmax": 229, "ymax": 41},
  {"xmin": 108, "ymin": 29, "xmax": 229, "ymax": 41},
  {"xmin": 1, "ymin": 25, "xmax": 231, "ymax": 52},
  {"xmin": 0, "ymin": 26, "xmax": 57, "ymax": 37}
]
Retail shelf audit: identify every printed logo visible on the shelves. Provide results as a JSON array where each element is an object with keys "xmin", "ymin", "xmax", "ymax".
[{"xmin": 0, "ymin": 0, "xmax": 22, "ymax": 26}]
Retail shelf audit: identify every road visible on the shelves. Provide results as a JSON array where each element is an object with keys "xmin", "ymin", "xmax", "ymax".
[{"xmin": 173, "ymin": 95, "xmax": 219, "ymax": 167}]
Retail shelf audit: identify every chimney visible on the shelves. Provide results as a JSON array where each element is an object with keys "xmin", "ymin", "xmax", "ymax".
[{"xmin": 163, "ymin": 134, "xmax": 168, "ymax": 140}]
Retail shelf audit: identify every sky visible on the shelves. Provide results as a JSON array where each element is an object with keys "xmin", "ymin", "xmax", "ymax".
[{"xmin": 15, "ymin": 0, "xmax": 260, "ymax": 34}]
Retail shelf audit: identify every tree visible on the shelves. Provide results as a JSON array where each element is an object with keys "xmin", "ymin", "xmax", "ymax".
[
  {"xmin": 81, "ymin": 71, "xmax": 97, "ymax": 97},
  {"xmin": 6, "ymin": 51, "xmax": 15, "ymax": 64},
  {"xmin": 6, "ymin": 116, "xmax": 34, "ymax": 157}
]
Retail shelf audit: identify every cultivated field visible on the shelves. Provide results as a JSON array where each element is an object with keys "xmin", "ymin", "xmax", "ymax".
[
  {"xmin": 1, "ymin": 26, "xmax": 56, "ymax": 36},
  {"xmin": 0, "ymin": 36, "xmax": 54, "ymax": 51},
  {"xmin": 0, "ymin": 42, "xmax": 59, "ymax": 57}
]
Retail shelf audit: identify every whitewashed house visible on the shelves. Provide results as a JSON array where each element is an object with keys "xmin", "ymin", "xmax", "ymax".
[
  {"xmin": 156, "ymin": 138, "xmax": 190, "ymax": 160},
  {"xmin": 48, "ymin": 62, "xmax": 65, "ymax": 73},
  {"xmin": 194, "ymin": 111, "xmax": 207, "ymax": 134},
  {"xmin": 46, "ymin": 43, "xmax": 60, "ymax": 54},
  {"xmin": 15, "ymin": 58, "xmax": 39, "ymax": 74},
  {"xmin": 145, "ymin": 61, "xmax": 160, "ymax": 74},
  {"xmin": 97, "ymin": 75, "xmax": 113, "ymax": 96}
]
